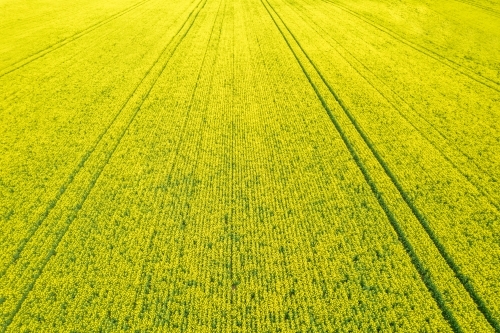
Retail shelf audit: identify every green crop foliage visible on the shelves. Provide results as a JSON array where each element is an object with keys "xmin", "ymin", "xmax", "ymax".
[{"xmin": 0, "ymin": 0, "xmax": 499, "ymax": 331}]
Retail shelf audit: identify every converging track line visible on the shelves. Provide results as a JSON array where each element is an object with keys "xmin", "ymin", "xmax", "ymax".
[
  {"xmin": 451, "ymin": 0, "xmax": 500, "ymax": 18},
  {"xmin": 322, "ymin": 0, "xmax": 500, "ymax": 93},
  {"xmin": 282, "ymin": 0, "xmax": 500, "ymax": 213},
  {"xmin": 0, "ymin": 0, "xmax": 201, "ymax": 281},
  {"xmin": 0, "ymin": 0, "xmax": 153, "ymax": 78},
  {"xmin": 0, "ymin": 0, "xmax": 209, "ymax": 329},
  {"xmin": 260, "ymin": 0, "xmax": 500, "ymax": 331},
  {"xmin": 259, "ymin": 0, "xmax": 462, "ymax": 331}
]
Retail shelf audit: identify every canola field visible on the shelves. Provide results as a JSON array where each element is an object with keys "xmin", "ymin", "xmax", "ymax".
[{"xmin": 0, "ymin": 0, "xmax": 499, "ymax": 331}]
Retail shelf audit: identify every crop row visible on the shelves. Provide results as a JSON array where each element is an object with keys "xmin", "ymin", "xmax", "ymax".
[
  {"xmin": 0, "ymin": 0, "xmax": 200, "ymax": 278},
  {"xmin": 1, "ymin": 0, "xmax": 498, "ymax": 331},
  {"xmin": 264, "ymin": 0, "xmax": 500, "ymax": 330}
]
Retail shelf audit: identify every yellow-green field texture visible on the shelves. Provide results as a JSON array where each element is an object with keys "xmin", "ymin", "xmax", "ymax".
[{"xmin": 0, "ymin": 0, "xmax": 499, "ymax": 331}]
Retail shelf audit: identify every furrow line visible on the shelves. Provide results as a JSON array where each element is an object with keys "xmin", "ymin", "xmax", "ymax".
[
  {"xmin": 0, "ymin": 0, "xmax": 155, "ymax": 78},
  {"xmin": 236, "ymin": 4, "xmax": 309, "ymax": 329},
  {"xmin": 61, "ymin": 0, "xmax": 224, "ymax": 322},
  {"xmin": 164, "ymin": 0, "xmax": 226, "ymax": 189},
  {"xmin": 323, "ymin": 0, "xmax": 500, "ymax": 92},
  {"xmin": 259, "ymin": 0, "xmax": 462, "ymax": 332},
  {"xmin": 154, "ymin": 0, "xmax": 228, "ymax": 323},
  {"xmin": 451, "ymin": 0, "xmax": 500, "ymax": 18},
  {"xmin": 283, "ymin": 0, "xmax": 500, "ymax": 211},
  {"xmin": 0, "ymin": 0, "xmax": 201, "ymax": 279},
  {"xmin": 263, "ymin": 0, "xmax": 500, "ymax": 330},
  {"xmin": 247, "ymin": 2, "xmax": 347, "ymax": 330},
  {"xmin": 0, "ymin": 0, "xmax": 208, "ymax": 329}
]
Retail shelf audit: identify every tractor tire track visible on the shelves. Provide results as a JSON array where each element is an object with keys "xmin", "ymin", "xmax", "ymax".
[
  {"xmin": 451, "ymin": 0, "xmax": 500, "ymax": 18},
  {"xmin": 0, "ymin": 0, "xmax": 208, "ymax": 329},
  {"xmin": 248, "ymin": 2, "xmax": 379, "ymax": 328},
  {"xmin": 261, "ymin": 0, "xmax": 500, "ymax": 331},
  {"xmin": 260, "ymin": 0, "xmax": 462, "ymax": 332},
  {"xmin": 30, "ymin": 1, "xmax": 222, "ymax": 319},
  {"xmin": 0, "ymin": 0, "xmax": 200, "ymax": 280},
  {"xmin": 0, "ymin": 0, "xmax": 154, "ymax": 78},
  {"xmin": 283, "ymin": 0, "xmax": 500, "ymax": 212},
  {"xmin": 322, "ymin": 0, "xmax": 500, "ymax": 93}
]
